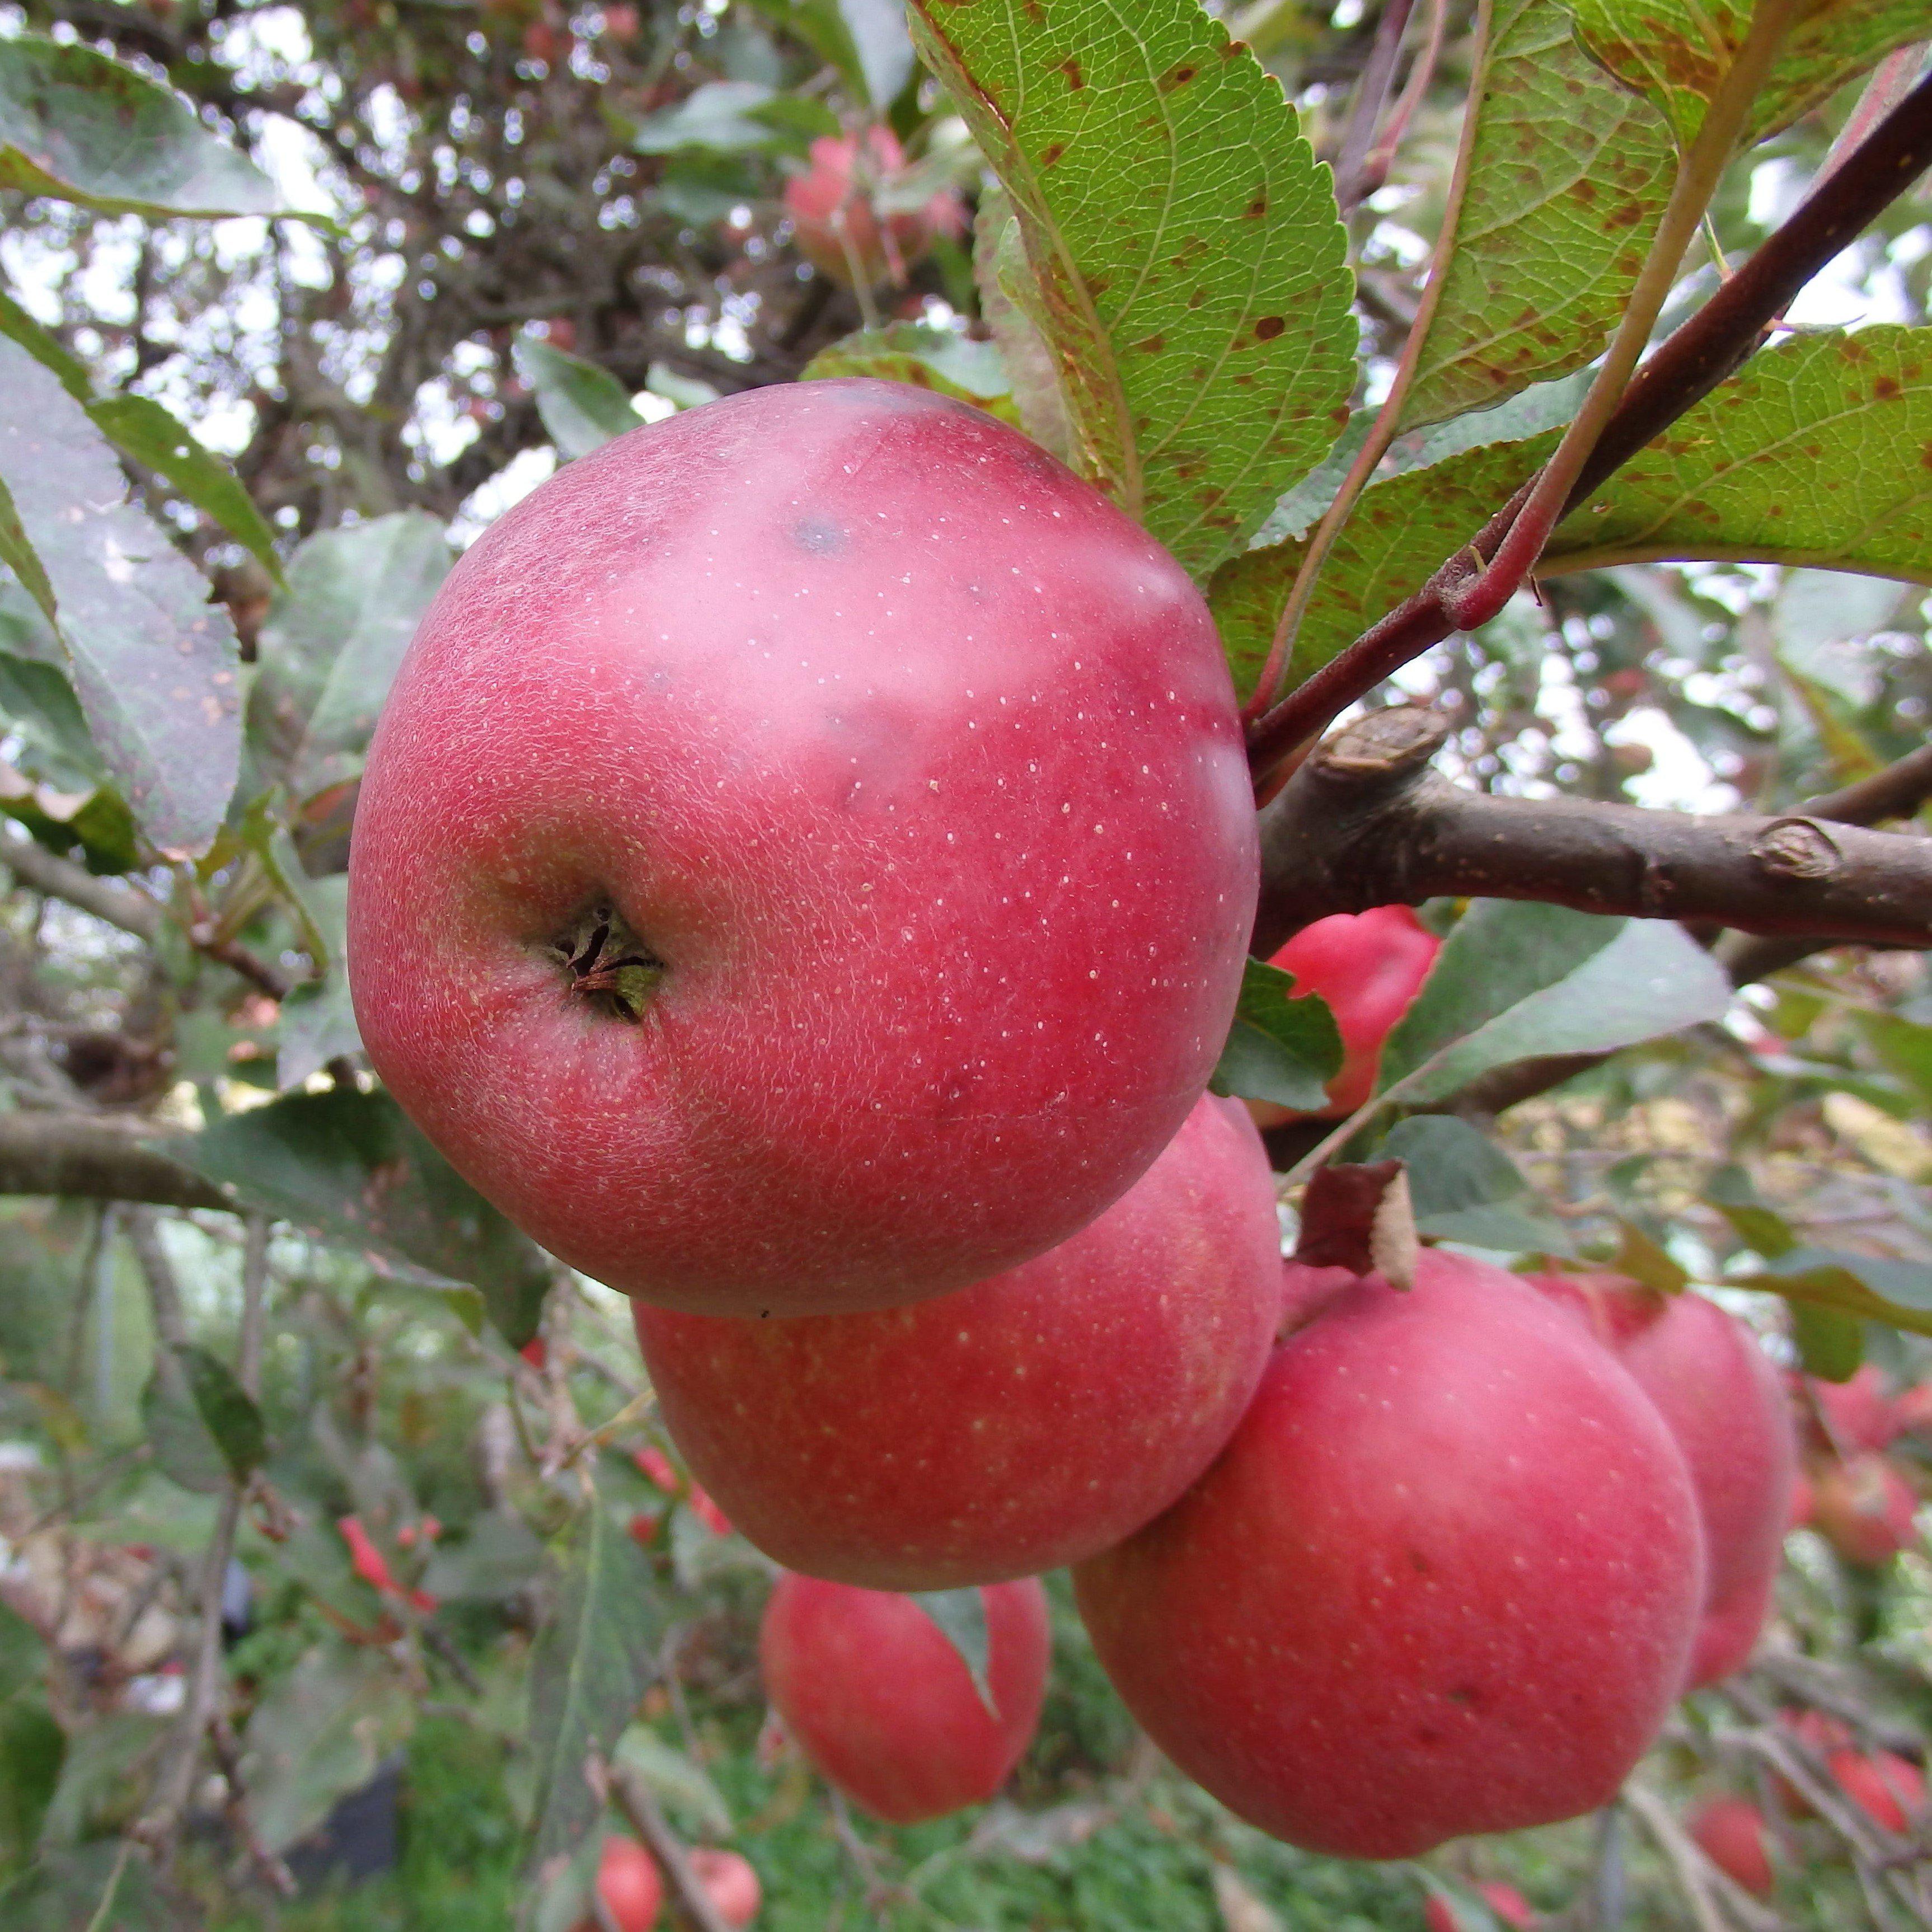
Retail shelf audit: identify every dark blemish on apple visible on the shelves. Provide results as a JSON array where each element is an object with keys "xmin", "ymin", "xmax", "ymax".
[{"xmin": 794, "ymin": 517, "xmax": 847, "ymax": 556}]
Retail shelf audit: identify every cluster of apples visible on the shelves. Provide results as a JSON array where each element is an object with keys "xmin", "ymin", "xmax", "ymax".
[
  {"xmin": 1792, "ymin": 1362, "xmax": 1930, "ymax": 1567},
  {"xmin": 346, "ymin": 383, "xmax": 1816, "ymax": 1873}
]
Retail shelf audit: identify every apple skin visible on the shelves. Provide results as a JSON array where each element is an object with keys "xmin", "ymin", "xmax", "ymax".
[
  {"xmin": 347, "ymin": 379, "xmax": 1258, "ymax": 1316},
  {"xmin": 576, "ymin": 1835, "xmax": 662, "ymax": 1932},
  {"xmin": 760, "ymin": 1573, "xmax": 1050, "ymax": 1823},
  {"xmin": 1688, "ymin": 1796, "xmax": 1775, "ymax": 1897},
  {"xmin": 1802, "ymin": 1364, "xmax": 1902, "ymax": 1452},
  {"xmin": 633, "ymin": 1095, "xmax": 1283, "ymax": 1589},
  {"xmin": 1246, "ymin": 906, "xmax": 1439, "ymax": 1127},
  {"xmin": 686, "ymin": 1849, "xmax": 759, "ymax": 1928},
  {"xmin": 1072, "ymin": 1249, "xmax": 1705, "ymax": 1858},
  {"xmin": 1526, "ymin": 1274, "xmax": 1795, "ymax": 1688}
]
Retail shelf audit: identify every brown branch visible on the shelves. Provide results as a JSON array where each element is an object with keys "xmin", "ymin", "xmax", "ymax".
[
  {"xmin": 1, "ymin": 835, "xmax": 161, "ymax": 940},
  {"xmin": 0, "ymin": 1113, "xmax": 229, "ymax": 1209},
  {"xmin": 1799, "ymin": 744, "xmax": 1932, "ymax": 829},
  {"xmin": 1244, "ymin": 68, "xmax": 1932, "ymax": 783},
  {"xmin": 1330, "ymin": 0, "xmax": 1417, "ymax": 215},
  {"xmin": 1253, "ymin": 709, "xmax": 1932, "ymax": 958}
]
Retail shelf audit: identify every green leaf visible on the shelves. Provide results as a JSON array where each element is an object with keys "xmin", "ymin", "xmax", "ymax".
[
  {"xmin": 175, "ymin": 1341, "xmax": 266, "ymax": 1483},
  {"xmin": 1211, "ymin": 432, "xmax": 1550, "ymax": 700},
  {"xmin": 0, "ymin": 1842, "xmax": 185, "ymax": 1932},
  {"xmin": 177, "ymin": 1087, "xmax": 553, "ymax": 1348},
  {"xmin": 0, "ymin": 1601, "xmax": 43, "ymax": 1705},
  {"xmin": 239, "ymin": 1639, "xmax": 415, "ymax": 1855},
  {"xmin": 907, "ymin": 0, "xmax": 1357, "ymax": 578},
  {"xmin": 1399, "ymin": 0, "xmax": 1675, "ymax": 431},
  {"xmin": 1207, "ymin": 956, "xmax": 1343, "ymax": 1111},
  {"xmin": 803, "ymin": 323, "xmax": 1024, "ymax": 427},
  {"xmin": 1708, "ymin": 1162, "xmax": 1798, "ymax": 1258},
  {"xmin": 1377, "ymin": 1114, "xmax": 1573, "ymax": 1254},
  {"xmin": 513, "ymin": 337, "xmax": 645, "ymax": 461},
  {"xmin": 1545, "ymin": 329, "xmax": 1932, "ymax": 591},
  {"xmin": 526, "ymin": 1487, "xmax": 663, "ymax": 1881},
  {"xmin": 631, "ymin": 80, "xmax": 789, "ymax": 154},
  {"xmin": 1791, "ymin": 1302, "xmax": 1865, "ymax": 1382},
  {"xmin": 1382, "ymin": 906, "xmax": 1732, "ymax": 1105},
  {"xmin": 611, "ymin": 1728, "xmax": 735, "ymax": 1837},
  {"xmin": 140, "ymin": 1353, "xmax": 231, "ymax": 1495},
  {"xmin": 909, "ymin": 1587, "xmax": 996, "ymax": 1718},
  {"xmin": 971, "ymin": 186, "xmax": 1078, "ymax": 465},
  {"xmin": 0, "ymin": 339, "xmax": 241, "ymax": 859},
  {"xmin": 0, "ymin": 1696, "xmax": 64, "ymax": 1865},
  {"xmin": 1568, "ymin": 0, "xmax": 1929, "ymax": 149},
  {"xmin": 419, "ymin": 1507, "xmax": 547, "ymax": 1604},
  {"xmin": 1857, "ymin": 1010, "xmax": 1932, "ymax": 1112},
  {"xmin": 1610, "ymin": 1218, "xmax": 1689, "ymax": 1296},
  {"xmin": 0, "ymin": 34, "xmax": 288, "ymax": 218},
  {"xmin": 246, "ymin": 512, "xmax": 452, "ymax": 808}
]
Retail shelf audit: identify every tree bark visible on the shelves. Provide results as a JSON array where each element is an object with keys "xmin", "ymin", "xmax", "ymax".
[{"xmin": 0, "ymin": 1113, "xmax": 227, "ymax": 1210}]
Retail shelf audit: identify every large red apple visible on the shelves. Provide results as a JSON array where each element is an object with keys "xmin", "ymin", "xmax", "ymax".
[
  {"xmin": 348, "ymin": 379, "xmax": 1257, "ymax": 1315},
  {"xmin": 1247, "ymin": 905, "xmax": 1439, "ymax": 1127},
  {"xmin": 760, "ymin": 1573, "xmax": 1049, "ymax": 1823},
  {"xmin": 633, "ymin": 1095, "xmax": 1282, "ymax": 1588},
  {"xmin": 1073, "ymin": 1249, "xmax": 1705, "ymax": 1858},
  {"xmin": 1527, "ymin": 1274, "xmax": 1795, "ymax": 1687}
]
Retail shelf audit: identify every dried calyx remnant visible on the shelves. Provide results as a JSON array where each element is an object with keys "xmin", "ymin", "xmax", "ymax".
[{"xmin": 550, "ymin": 903, "xmax": 664, "ymax": 1019}]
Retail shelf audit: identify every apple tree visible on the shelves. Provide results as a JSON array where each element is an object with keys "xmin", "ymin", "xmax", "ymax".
[{"xmin": 0, "ymin": 0, "xmax": 1930, "ymax": 1926}]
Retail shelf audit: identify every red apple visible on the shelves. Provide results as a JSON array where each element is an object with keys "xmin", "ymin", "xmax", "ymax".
[
  {"xmin": 1835, "ymin": 1748, "xmax": 1925, "ymax": 1834},
  {"xmin": 686, "ymin": 1848, "xmax": 759, "ymax": 1927},
  {"xmin": 1803, "ymin": 1364, "xmax": 1902, "ymax": 1453},
  {"xmin": 1526, "ymin": 1275, "xmax": 1795, "ymax": 1687},
  {"xmin": 348, "ymin": 380, "xmax": 1258, "ymax": 1316},
  {"xmin": 759, "ymin": 1573, "xmax": 1049, "ymax": 1823},
  {"xmin": 633, "ymin": 1095, "xmax": 1282, "ymax": 1588},
  {"xmin": 1689, "ymin": 1795, "xmax": 1774, "ymax": 1896},
  {"xmin": 1810, "ymin": 1453, "xmax": 1918, "ymax": 1565},
  {"xmin": 1246, "ymin": 906, "xmax": 1438, "ymax": 1127},
  {"xmin": 1073, "ymin": 1249, "xmax": 1705, "ymax": 1858},
  {"xmin": 576, "ymin": 1834, "xmax": 662, "ymax": 1932},
  {"xmin": 784, "ymin": 128, "xmax": 964, "ymax": 288},
  {"xmin": 1423, "ymin": 1883, "xmax": 1537, "ymax": 1932}
]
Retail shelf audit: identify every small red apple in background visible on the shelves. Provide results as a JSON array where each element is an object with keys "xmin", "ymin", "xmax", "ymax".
[
  {"xmin": 1423, "ymin": 1882, "xmax": 1537, "ymax": 1931},
  {"xmin": 1526, "ymin": 1274, "xmax": 1795, "ymax": 1687},
  {"xmin": 348, "ymin": 380, "xmax": 1258, "ymax": 1317},
  {"xmin": 686, "ymin": 1848, "xmax": 759, "ymax": 1928},
  {"xmin": 1688, "ymin": 1795, "xmax": 1775, "ymax": 1896},
  {"xmin": 1802, "ymin": 1364, "xmax": 1902, "ymax": 1452},
  {"xmin": 759, "ymin": 1573, "xmax": 1049, "ymax": 1823},
  {"xmin": 634, "ymin": 1095, "xmax": 1283, "ymax": 1588},
  {"xmin": 784, "ymin": 128, "xmax": 964, "ymax": 289},
  {"xmin": 576, "ymin": 1835, "xmax": 662, "ymax": 1932},
  {"xmin": 1810, "ymin": 1452, "xmax": 1919, "ymax": 1565},
  {"xmin": 1245, "ymin": 906, "xmax": 1438, "ymax": 1128},
  {"xmin": 1074, "ymin": 1250, "xmax": 1705, "ymax": 1858},
  {"xmin": 1835, "ymin": 1748, "xmax": 1926, "ymax": 1835}
]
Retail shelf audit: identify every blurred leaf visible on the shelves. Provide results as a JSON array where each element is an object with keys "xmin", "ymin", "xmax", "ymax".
[
  {"xmin": 631, "ymin": 81, "xmax": 788, "ymax": 154},
  {"xmin": 0, "ymin": 34, "xmax": 288, "ymax": 218},
  {"xmin": 240, "ymin": 1639, "xmax": 415, "ymax": 1854},
  {"xmin": 834, "ymin": 0, "xmax": 918, "ymax": 107},
  {"xmin": 141, "ymin": 1353, "xmax": 232, "ymax": 1495},
  {"xmin": 1708, "ymin": 1161, "xmax": 1798, "ymax": 1258},
  {"xmin": 248, "ymin": 510, "xmax": 451, "ymax": 808},
  {"xmin": 0, "ymin": 339, "xmax": 240, "ymax": 859},
  {"xmin": 0, "ymin": 1601, "xmax": 43, "ymax": 1705},
  {"xmin": 526, "ymin": 1488, "xmax": 663, "ymax": 1884},
  {"xmin": 1377, "ymin": 1114, "xmax": 1572, "ymax": 1254},
  {"xmin": 1569, "ymin": 0, "xmax": 1928, "ymax": 148},
  {"xmin": 1382, "ymin": 907, "xmax": 1732, "ymax": 1105},
  {"xmin": 1399, "ymin": 0, "xmax": 1673, "ymax": 431},
  {"xmin": 1740, "ymin": 1245, "xmax": 1932, "ymax": 1343},
  {"xmin": 1208, "ymin": 957, "xmax": 1343, "ymax": 1111},
  {"xmin": 908, "ymin": 0, "xmax": 1356, "ymax": 577},
  {"xmin": 0, "ymin": 1696, "xmax": 64, "ymax": 1865},
  {"xmin": 274, "ymin": 876, "xmax": 362, "ymax": 1089},
  {"xmin": 1858, "ymin": 1011, "xmax": 1932, "ymax": 1112},
  {"xmin": 971, "ymin": 186, "xmax": 1077, "ymax": 465},
  {"xmin": 643, "ymin": 362, "xmax": 721, "ymax": 411},
  {"xmin": 178, "ymin": 1087, "xmax": 552, "ymax": 1348},
  {"xmin": 1546, "ymin": 329, "xmax": 1932, "ymax": 592},
  {"xmin": 36, "ymin": 1710, "xmax": 165, "ymax": 1849},
  {"xmin": 909, "ymin": 1588, "xmax": 996, "ymax": 1717},
  {"xmin": 175, "ymin": 1341, "xmax": 266, "ymax": 1483},
  {"xmin": 612, "ymin": 1728, "xmax": 734, "ymax": 1836},
  {"xmin": 0, "ymin": 1841, "xmax": 186, "ymax": 1932},
  {"xmin": 1792, "ymin": 1302, "xmax": 1865, "ymax": 1381},
  {"xmin": 1611, "ymin": 1219, "xmax": 1689, "ymax": 1296},
  {"xmin": 804, "ymin": 323, "xmax": 1022, "ymax": 425},
  {"xmin": 1775, "ymin": 569, "xmax": 1909, "ymax": 706},
  {"xmin": 420, "ymin": 1507, "xmax": 546, "ymax": 1603},
  {"xmin": 513, "ymin": 338, "xmax": 645, "ymax": 460}
]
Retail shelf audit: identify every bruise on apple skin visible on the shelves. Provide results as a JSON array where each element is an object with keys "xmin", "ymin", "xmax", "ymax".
[{"xmin": 348, "ymin": 379, "xmax": 1260, "ymax": 1317}]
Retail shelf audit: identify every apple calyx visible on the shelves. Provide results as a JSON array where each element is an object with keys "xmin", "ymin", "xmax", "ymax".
[{"xmin": 550, "ymin": 902, "xmax": 663, "ymax": 1020}]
